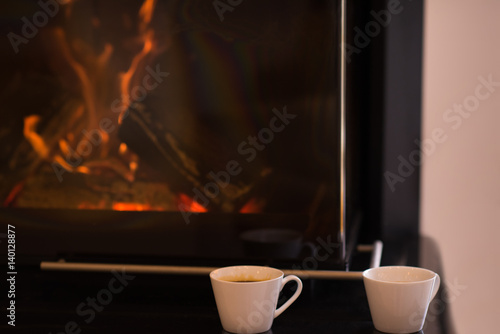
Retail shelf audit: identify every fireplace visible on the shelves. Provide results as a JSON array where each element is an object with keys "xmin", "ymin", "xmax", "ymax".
[{"xmin": 0, "ymin": 0, "xmax": 422, "ymax": 272}]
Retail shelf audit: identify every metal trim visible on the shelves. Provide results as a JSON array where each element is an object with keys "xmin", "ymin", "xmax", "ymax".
[
  {"xmin": 40, "ymin": 241, "xmax": 383, "ymax": 280},
  {"xmin": 339, "ymin": 0, "xmax": 347, "ymax": 262}
]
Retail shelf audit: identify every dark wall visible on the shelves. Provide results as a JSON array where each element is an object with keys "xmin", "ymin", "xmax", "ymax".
[{"xmin": 380, "ymin": 0, "xmax": 423, "ymax": 240}]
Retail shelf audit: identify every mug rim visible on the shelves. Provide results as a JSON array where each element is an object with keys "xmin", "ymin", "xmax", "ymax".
[
  {"xmin": 210, "ymin": 265, "xmax": 284, "ymax": 284},
  {"xmin": 363, "ymin": 265, "xmax": 437, "ymax": 285}
]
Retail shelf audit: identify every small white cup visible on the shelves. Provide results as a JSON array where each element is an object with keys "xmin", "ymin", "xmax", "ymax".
[
  {"xmin": 210, "ymin": 265, "xmax": 303, "ymax": 334},
  {"xmin": 363, "ymin": 266, "xmax": 440, "ymax": 333}
]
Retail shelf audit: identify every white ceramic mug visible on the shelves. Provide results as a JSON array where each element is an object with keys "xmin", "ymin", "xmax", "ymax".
[
  {"xmin": 210, "ymin": 265, "xmax": 303, "ymax": 334},
  {"xmin": 363, "ymin": 266, "xmax": 441, "ymax": 334}
]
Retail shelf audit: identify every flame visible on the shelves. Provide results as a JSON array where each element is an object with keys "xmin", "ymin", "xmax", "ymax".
[
  {"xmin": 139, "ymin": 0, "xmax": 156, "ymax": 30},
  {"xmin": 118, "ymin": 34, "xmax": 154, "ymax": 123},
  {"xmin": 24, "ymin": 115, "xmax": 50, "ymax": 159},
  {"xmin": 118, "ymin": 0, "xmax": 157, "ymax": 123},
  {"xmin": 178, "ymin": 193, "xmax": 208, "ymax": 213},
  {"xmin": 58, "ymin": 139, "xmax": 71, "ymax": 156}
]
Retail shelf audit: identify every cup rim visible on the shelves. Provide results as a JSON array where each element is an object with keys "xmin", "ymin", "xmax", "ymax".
[
  {"xmin": 210, "ymin": 265, "xmax": 284, "ymax": 284},
  {"xmin": 363, "ymin": 265, "xmax": 437, "ymax": 285}
]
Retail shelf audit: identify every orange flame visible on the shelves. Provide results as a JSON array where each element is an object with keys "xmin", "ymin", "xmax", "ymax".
[
  {"xmin": 178, "ymin": 193, "xmax": 208, "ymax": 213},
  {"xmin": 139, "ymin": 0, "xmax": 156, "ymax": 30},
  {"xmin": 119, "ymin": 0, "xmax": 157, "ymax": 123},
  {"xmin": 23, "ymin": 115, "xmax": 50, "ymax": 159}
]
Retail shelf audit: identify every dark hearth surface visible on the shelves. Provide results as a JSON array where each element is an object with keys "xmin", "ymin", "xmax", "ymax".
[
  {"xmin": 6, "ymin": 267, "xmax": 374, "ymax": 334},
  {"xmin": 1, "ymin": 239, "xmax": 452, "ymax": 334}
]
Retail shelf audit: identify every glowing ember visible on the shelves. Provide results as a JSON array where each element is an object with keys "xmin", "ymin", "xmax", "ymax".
[
  {"xmin": 112, "ymin": 202, "xmax": 164, "ymax": 211},
  {"xmin": 178, "ymin": 194, "xmax": 208, "ymax": 213},
  {"xmin": 3, "ymin": 182, "xmax": 24, "ymax": 207},
  {"xmin": 239, "ymin": 198, "xmax": 266, "ymax": 214}
]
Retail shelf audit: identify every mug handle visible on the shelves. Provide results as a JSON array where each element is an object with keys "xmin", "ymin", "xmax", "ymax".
[
  {"xmin": 430, "ymin": 274, "xmax": 441, "ymax": 300},
  {"xmin": 274, "ymin": 275, "xmax": 303, "ymax": 318}
]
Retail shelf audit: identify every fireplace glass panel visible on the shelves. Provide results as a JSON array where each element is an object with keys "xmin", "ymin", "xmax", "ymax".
[{"xmin": 0, "ymin": 0, "xmax": 347, "ymax": 267}]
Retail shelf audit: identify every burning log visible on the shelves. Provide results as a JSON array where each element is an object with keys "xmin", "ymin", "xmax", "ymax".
[
  {"xmin": 2, "ymin": 95, "xmax": 84, "ymax": 204},
  {"xmin": 118, "ymin": 103, "xmax": 267, "ymax": 212}
]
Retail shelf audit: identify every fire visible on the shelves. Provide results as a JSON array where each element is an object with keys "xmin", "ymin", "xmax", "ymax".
[
  {"xmin": 23, "ymin": 115, "xmax": 50, "ymax": 159},
  {"xmin": 118, "ymin": 0, "xmax": 157, "ymax": 124},
  {"xmin": 178, "ymin": 194, "xmax": 208, "ymax": 213},
  {"xmin": 139, "ymin": 0, "xmax": 156, "ymax": 29}
]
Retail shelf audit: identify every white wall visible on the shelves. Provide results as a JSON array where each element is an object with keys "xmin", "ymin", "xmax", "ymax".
[{"xmin": 421, "ymin": 0, "xmax": 500, "ymax": 333}]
